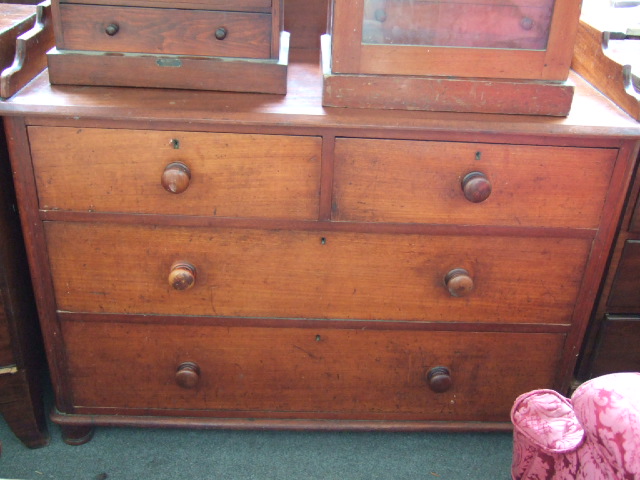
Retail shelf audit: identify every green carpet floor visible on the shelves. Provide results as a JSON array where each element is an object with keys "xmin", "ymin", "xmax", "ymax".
[{"xmin": 0, "ymin": 417, "xmax": 513, "ymax": 479}]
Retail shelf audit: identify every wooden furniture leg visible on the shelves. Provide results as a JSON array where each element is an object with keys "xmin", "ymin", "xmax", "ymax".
[
  {"xmin": 0, "ymin": 367, "xmax": 48, "ymax": 448},
  {"xmin": 60, "ymin": 424, "xmax": 95, "ymax": 446}
]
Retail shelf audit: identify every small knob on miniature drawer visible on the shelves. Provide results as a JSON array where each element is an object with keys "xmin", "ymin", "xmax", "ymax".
[
  {"xmin": 461, "ymin": 171, "xmax": 492, "ymax": 203},
  {"xmin": 215, "ymin": 27, "xmax": 228, "ymax": 40},
  {"xmin": 175, "ymin": 362, "xmax": 200, "ymax": 389},
  {"xmin": 161, "ymin": 162, "xmax": 191, "ymax": 194},
  {"xmin": 444, "ymin": 268, "xmax": 474, "ymax": 297},
  {"xmin": 105, "ymin": 23, "xmax": 119, "ymax": 36},
  {"xmin": 168, "ymin": 262, "xmax": 197, "ymax": 291},
  {"xmin": 426, "ymin": 366, "xmax": 452, "ymax": 393}
]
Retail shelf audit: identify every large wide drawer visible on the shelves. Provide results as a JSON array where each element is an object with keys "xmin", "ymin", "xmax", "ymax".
[
  {"xmin": 29, "ymin": 127, "xmax": 322, "ymax": 220},
  {"xmin": 57, "ymin": 4, "xmax": 273, "ymax": 58},
  {"xmin": 333, "ymin": 138, "xmax": 617, "ymax": 228},
  {"xmin": 61, "ymin": 319, "xmax": 566, "ymax": 421},
  {"xmin": 45, "ymin": 222, "xmax": 591, "ymax": 324}
]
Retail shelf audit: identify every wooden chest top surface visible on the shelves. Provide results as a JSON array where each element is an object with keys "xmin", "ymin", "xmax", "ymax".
[
  {"xmin": 1, "ymin": 49, "xmax": 639, "ymax": 140},
  {"xmin": 0, "ymin": 4, "xmax": 36, "ymax": 33}
]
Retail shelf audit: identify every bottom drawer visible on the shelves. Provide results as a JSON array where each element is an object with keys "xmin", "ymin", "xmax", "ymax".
[{"xmin": 62, "ymin": 319, "xmax": 565, "ymax": 422}]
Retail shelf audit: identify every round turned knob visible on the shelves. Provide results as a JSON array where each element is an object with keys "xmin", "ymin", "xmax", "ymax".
[
  {"xmin": 168, "ymin": 262, "xmax": 197, "ymax": 291},
  {"xmin": 444, "ymin": 268, "xmax": 474, "ymax": 297},
  {"xmin": 461, "ymin": 171, "xmax": 492, "ymax": 203},
  {"xmin": 161, "ymin": 162, "xmax": 191, "ymax": 194},
  {"xmin": 215, "ymin": 27, "xmax": 228, "ymax": 40},
  {"xmin": 105, "ymin": 23, "xmax": 119, "ymax": 36},
  {"xmin": 175, "ymin": 362, "xmax": 200, "ymax": 389},
  {"xmin": 426, "ymin": 366, "xmax": 452, "ymax": 393}
]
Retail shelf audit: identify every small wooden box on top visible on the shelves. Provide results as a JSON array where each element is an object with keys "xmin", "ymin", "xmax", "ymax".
[
  {"xmin": 47, "ymin": 0, "xmax": 289, "ymax": 93},
  {"xmin": 323, "ymin": 0, "xmax": 582, "ymax": 115}
]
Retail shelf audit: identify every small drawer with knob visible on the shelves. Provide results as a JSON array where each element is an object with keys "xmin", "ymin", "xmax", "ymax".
[
  {"xmin": 56, "ymin": 4, "xmax": 273, "ymax": 59},
  {"xmin": 60, "ymin": 318, "xmax": 566, "ymax": 421},
  {"xmin": 332, "ymin": 138, "xmax": 617, "ymax": 228},
  {"xmin": 45, "ymin": 221, "xmax": 591, "ymax": 325},
  {"xmin": 29, "ymin": 126, "xmax": 322, "ymax": 220}
]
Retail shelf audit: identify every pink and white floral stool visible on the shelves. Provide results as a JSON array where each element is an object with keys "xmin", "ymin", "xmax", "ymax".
[{"xmin": 511, "ymin": 372, "xmax": 640, "ymax": 479}]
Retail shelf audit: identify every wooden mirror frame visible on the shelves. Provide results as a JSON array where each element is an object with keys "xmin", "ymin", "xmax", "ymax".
[{"xmin": 329, "ymin": 0, "xmax": 582, "ymax": 81}]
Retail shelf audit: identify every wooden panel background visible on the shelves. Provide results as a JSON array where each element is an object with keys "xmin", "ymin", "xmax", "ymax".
[{"xmin": 284, "ymin": 0, "xmax": 328, "ymax": 49}]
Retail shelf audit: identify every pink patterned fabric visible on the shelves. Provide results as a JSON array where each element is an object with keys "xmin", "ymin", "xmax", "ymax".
[
  {"xmin": 511, "ymin": 372, "xmax": 640, "ymax": 480},
  {"xmin": 511, "ymin": 389, "xmax": 586, "ymax": 479}
]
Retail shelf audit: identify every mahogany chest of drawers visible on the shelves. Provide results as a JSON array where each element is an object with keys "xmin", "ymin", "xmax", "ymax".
[
  {"xmin": 578, "ymin": 154, "xmax": 640, "ymax": 380},
  {"xmin": 1, "ymin": 50, "xmax": 639, "ymax": 443}
]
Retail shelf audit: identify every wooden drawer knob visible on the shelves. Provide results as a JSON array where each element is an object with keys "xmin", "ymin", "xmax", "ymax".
[
  {"xmin": 168, "ymin": 262, "xmax": 197, "ymax": 291},
  {"xmin": 105, "ymin": 23, "xmax": 119, "ymax": 36},
  {"xmin": 426, "ymin": 366, "xmax": 452, "ymax": 393},
  {"xmin": 215, "ymin": 27, "xmax": 228, "ymax": 40},
  {"xmin": 161, "ymin": 162, "xmax": 191, "ymax": 194},
  {"xmin": 175, "ymin": 362, "xmax": 200, "ymax": 389},
  {"xmin": 444, "ymin": 268, "xmax": 474, "ymax": 297},
  {"xmin": 461, "ymin": 171, "xmax": 492, "ymax": 203}
]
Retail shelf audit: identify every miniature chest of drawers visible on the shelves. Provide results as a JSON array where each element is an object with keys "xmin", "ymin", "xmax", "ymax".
[
  {"xmin": 1, "ymin": 50, "xmax": 639, "ymax": 443},
  {"xmin": 47, "ymin": 0, "xmax": 289, "ymax": 93}
]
